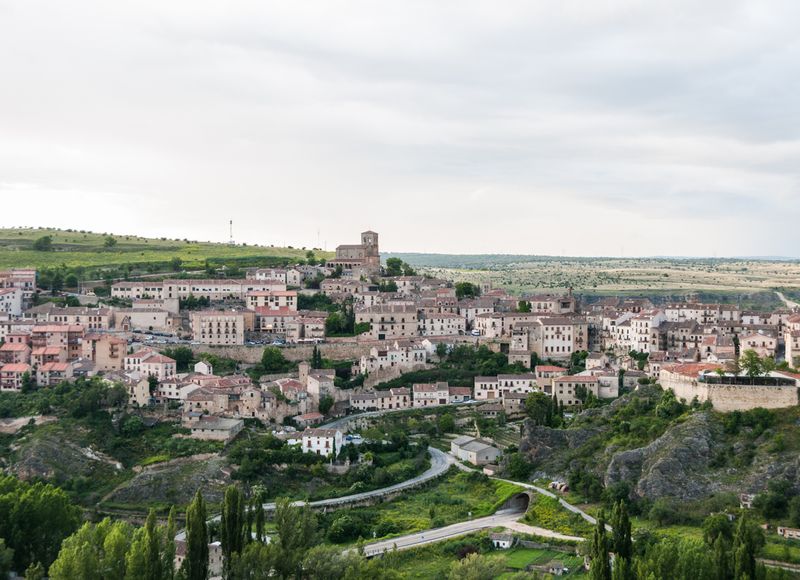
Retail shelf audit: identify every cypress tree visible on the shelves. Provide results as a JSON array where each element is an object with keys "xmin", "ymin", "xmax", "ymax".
[{"xmin": 185, "ymin": 491, "xmax": 208, "ymax": 580}]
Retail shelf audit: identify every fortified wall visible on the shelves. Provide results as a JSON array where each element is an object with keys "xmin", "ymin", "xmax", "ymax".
[{"xmin": 659, "ymin": 369, "xmax": 799, "ymax": 412}]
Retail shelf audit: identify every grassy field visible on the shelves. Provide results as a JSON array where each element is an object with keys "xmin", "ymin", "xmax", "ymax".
[
  {"xmin": 523, "ymin": 494, "xmax": 595, "ymax": 538},
  {"xmin": 0, "ymin": 227, "xmax": 331, "ymax": 274}
]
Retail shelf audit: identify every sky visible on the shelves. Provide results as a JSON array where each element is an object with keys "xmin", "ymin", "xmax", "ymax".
[{"xmin": 0, "ymin": 1, "xmax": 799, "ymax": 257}]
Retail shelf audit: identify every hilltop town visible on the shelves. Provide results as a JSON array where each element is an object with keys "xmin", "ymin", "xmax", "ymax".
[{"xmin": 2, "ymin": 230, "xmax": 800, "ymax": 578}]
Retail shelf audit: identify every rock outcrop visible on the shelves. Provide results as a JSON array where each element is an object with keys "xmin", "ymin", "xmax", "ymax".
[{"xmin": 605, "ymin": 412, "xmax": 720, "ymax": 500}]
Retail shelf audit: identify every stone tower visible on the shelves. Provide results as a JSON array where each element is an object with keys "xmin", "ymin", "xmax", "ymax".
[{"xmin": 361, "ymin": 231, "xmax": 380, "ymax": 270}]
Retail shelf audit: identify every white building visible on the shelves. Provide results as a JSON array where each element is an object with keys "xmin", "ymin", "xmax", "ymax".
[{"xmin": 301, "ymin": 428, "xmax": 343, "ymax": 457}]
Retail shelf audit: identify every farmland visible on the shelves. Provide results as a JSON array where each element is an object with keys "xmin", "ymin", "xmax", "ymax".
[
  {"xmin": 0, "ymin": 227, "xmax": 332, "ymax": 277},
  {"xmin": 386, "ymin": 253, "xmax": 800, "ymax": 309}
]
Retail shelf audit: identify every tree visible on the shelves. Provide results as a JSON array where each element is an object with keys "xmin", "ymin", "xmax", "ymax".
[
  {"xmin": 384, "ymin": 258, "xmax": 404, "ymax": 277},
  {"xmin": 590, "ymin": 511, "xmax": 611, "ymax": 580},
  {"xmin": 319, "ymin": 395, "xmax": 334, "ymax": 415},
  {"xmin": 438, "ymin": 413, "xmax": 455, "ymax": 433},
  {"xmin": 184, "ymin": 490, "xmax": 209, "ymax": 580},
  {"xmin": 229, "ymin": 542, "xmax": 277, "ymax": 580},
  {"xmin": 170, "ymin": 257, "xmax": 183, "ymax": 271},
  {"xmin": 144, "ymin": 509, "xmax": 163, "ymax": 580},
  {"xmin": 252, "ymin": 487, "xmax": 266, "ymax": 544},
  {"xmin": 0, "ymin": 477, "xmax": 81, "ymax": 571},
  {"xmin": 435, "ymin": 342, "xmax": 448, "ymax": 359},
  {"xmin": 24, "ymin": 562, "xmax": 45, "ymax": 580},
  {"xmin": 311, "ymin": 345, "xmax": 323, "ymax": 369},
  {"xmin": 0, "ymin": 539, "xmax": 13, "ymax": 579},
  {"xmin": 20, "ymin": 371, "xmax": 36, "ymax": 394},
  {"xmin": 506, "ymin": 452, "xmax": 532, "ymax": 480},
  {"xmin": 273, "ymin": 498, "xmax": 318, "ymax": 579},
  {"xmin": 32, "ymin": 236, "xmax": 53, "ymax": 251},
  {"xmin": 147, "ymin": 375, "xmax": 159, "ymax": 397},
  {"xmin": 50, "ymin": 271, "xmax": 64, "ymax": 293},
  {"xmin": 448, "ymin": 553, "xmax": 504, "ymax": 580},
  {"xmin": 302, "ymin": 545, "xmax": 363, "ymax": 579},
  {"xmin": 103, "ymin": 522, "xmax": 133, "ymax": 580},
  {"xmin": 525, "ymin": 391, "xmax": 556, "ymax": 426},
  {"xmin": 455, "ymin": 282, "xmax": 481, "ymax": 300},
  {"xmin": 260, "ymin": 347, "xmax": 291, "ymax": 373},
  {"xmin": 732, "ymin": 512, "xmax": 764, "ymax": 580},
  {"xmin": 125, "ymin": 527, "xmax": 148, "ymax": 580},
  {"xmin": 49, "ymin": 519, "xmax": 134, "ymax": 580},
  {"xmin": 162, "ymin": 507, "xmax": 177, "ymax": 580},
  {"xmin": 104, "ymin": 236, "xmax": 117, "ymax": 248},
  {"xmin": 703, "ymin": 513, "xmax": 734, "ymax": 547},
  {"xmin": 64, "ymin": 273, "xmax": 79, "ymax": 288},
  {"xmin": 517, "ymin": 300, "xmax": 531, "ymax": 313},
  {"xmin": 221, "ymin": 486, "xmax": 246, "ymax": 573},
  {"xmin": 740, "ymin": 350, "xmax": 763, "ymax": 381},
  {"xmin": 163, "ymin": 346, "xmax": 194, "ymax": 372},
  {"xmin": 610, "ymin": 500, "xmax": 632, "ymax": 561}
]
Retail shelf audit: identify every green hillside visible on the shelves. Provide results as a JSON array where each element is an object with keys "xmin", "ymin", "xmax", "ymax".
[{"xmin": 0, "ymin": 227, "xmax": 332, "ymax": 279}]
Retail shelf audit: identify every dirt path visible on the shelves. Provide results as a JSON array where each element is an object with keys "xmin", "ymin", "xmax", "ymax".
[{"xmin": 776, "ymin": 291, "xmax": 800, "ymax": 309}]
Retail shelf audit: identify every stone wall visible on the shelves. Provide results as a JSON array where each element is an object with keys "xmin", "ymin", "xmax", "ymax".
[
  {"xmin": 659, "ymin": 370, "xmax": 799, "ymax": 412},
  {"xmin": 363, "ymin": 363, "xmax": 431, "ymax": 389},
  {"xmin": 192, "ymin": 341, "xmax": 373, "ymax": 363}
]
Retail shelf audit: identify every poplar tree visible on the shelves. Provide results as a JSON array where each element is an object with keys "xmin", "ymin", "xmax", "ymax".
[
  {"xmin": 221, "ymin": 486, "xmax": 245, "ymax": 572},
  {"xmin": 162, "ymin": 506, "xmax": 177, "ymax": 579},
  {"xmin": 610, "ymin": 501, "xmax": 632, "ymax": 561},
  {"xmin": 590, "ymin": 511, "xmax": 612, "ymax": 580},
  {"xmin": 144, "ymin": 509, "xmax": 163, "ymax": 580},
  {"xmin": 185, "ymin": 491, "xmax": 209, "ymax": 580}
]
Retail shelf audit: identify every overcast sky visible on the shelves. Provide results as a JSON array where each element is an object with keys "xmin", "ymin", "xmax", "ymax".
[{"xmin": 1, "ymin": 1, "xmax": 798, "ymax": 257}]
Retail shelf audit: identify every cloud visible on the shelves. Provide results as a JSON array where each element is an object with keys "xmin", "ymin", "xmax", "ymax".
[{"xmin": 0, "ymin": 0, "xmax": 798, "ymax": 256}]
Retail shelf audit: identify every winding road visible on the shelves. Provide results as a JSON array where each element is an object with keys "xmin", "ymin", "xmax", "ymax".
[
  {"xmin": 176, "ymin": 446, "xmax": 454, "ymax": 541},
  {"xmin": 776, "ymin": 291, "xmax": 800, "ymax": 310},
  {"xmin": 360, "ymin": 508, "xmax": 582, "ymax": 557}
]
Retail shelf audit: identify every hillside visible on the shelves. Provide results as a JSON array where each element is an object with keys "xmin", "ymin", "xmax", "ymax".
[
  {"xmin": 0, "ymin": 227, "xmax": 332, "ymax": 276},
  {"xmin": 517, "ymin": 385, "xmax": 800, "ymax": 516}
]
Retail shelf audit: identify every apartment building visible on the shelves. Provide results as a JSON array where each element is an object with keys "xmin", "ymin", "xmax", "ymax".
[
  {"xmin": 246, "ymin": 290, "xmax": 298, "ymax": 311},
  {"xmin": 474, "ymin": 374, "xmax": 537, "ymax": 401},
  {"xmin": 190, "ymin": 310, "xmax": 254, "ymax": 345},
  {"xmin": 350, "ymin": 387, "xmax": 411, "ymax": 411},
  {"xmin": 0, "ymin": 288, "xmax": 23, "ymax": 317},
  {"xmin": 358, "ymin": 340, "xmax": 427, "ymax": 374},
  {"xmin": 30, "ymin": 324, "xmax": 84, "ymax": 360},
  {"xmin": 355, "ymin": 303, "xmax": 419, "ymax": 340},
  {"xmin": 82, "ymin": 334, "xmax": 126, "ymax": 372},
  {"xmin": 419, "ymin": 312, "xmax": 466, "ymax": 336},
  {"xmin": 124, "ymin": 348, "xmax": 177, "ymax": 380},
  {"xmin": 412, "ymin": 382, "xmax": 450, "ymax": 407}
]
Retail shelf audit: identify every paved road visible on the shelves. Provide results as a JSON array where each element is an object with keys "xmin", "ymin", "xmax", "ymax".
[
  {"xmin": 776, "ymin": 291, "xmax": 800, "ymax": 310},
  {"xmin": 360, "ymin": 508, "xmax": 583, "ymax": 557},
  {"xmin": 176, "ymin": 446, "xmax": 454, "ymax": 542}
]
